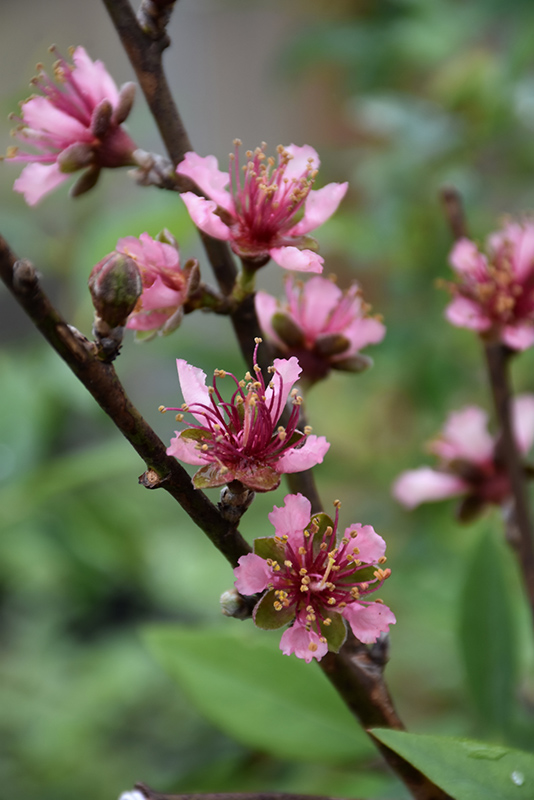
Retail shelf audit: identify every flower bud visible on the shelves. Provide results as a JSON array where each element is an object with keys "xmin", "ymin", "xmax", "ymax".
[
  {"xmin": 220, "ymin": 588, "xmax": 250, "ymax": 619},
  {"xmin": 89, "ymin": 253, "xmax": 142, "ymax": 329}
]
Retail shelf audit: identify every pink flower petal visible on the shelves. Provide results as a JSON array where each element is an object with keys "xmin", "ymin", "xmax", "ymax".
[
  {"xmin": 137, "ymin": 275, "xmax": 183, "ymax": 311},
  {"xmin": 283, "ymin": 144, "xmax": 320, "ymax": 180},
  {"xmin": 512, "ymin": 394, "xmax": 534, "ymax": 454},
  {"xmin": 234, "ymin": 553, "xmax": 272, "ymax": 595},
  {"xmin": 342, "ymin": 602, "xmax": 396, "ymax": 644},
  {"xmin": 166, "ymin": 432, "xmax": 208, "ymax": 465},
  {"xmin": 22, "ymin": 96, "xmax": 88, "ymax": 141},
  {"xmin": 392, "ymin": 467, "xmax": 468, "ymax": 509},
  {"xmin": 176, "ymin": 152, "xmax": 233, "ymax": 211},
  {"xmin": 299, "ymin": 277, "xmax": 342, "ymax": 336},
  {"xmin": 176, "ymin": 359, "xmax": 212, "ymax": 424},
  {"xmin": 180, "ymin": 192, "xmax": 232, "ymax": 240},
  {"xmin": 264, "ymin": 356, "xmax": 302, "ymax": 424},
  {"xmin": 255, "ymin": 291, "xmax": 283, "ymax": 347},
  {"xmin": 340, "ymin": 316, "xmax": 386, "ymax": 356},
  {"xmin": 127, "ymin": 310, "xmax": 173, "ymax": 331},
  {"xmin": 71, "ymin": 46, "xmax": 120, "ymax": 107},
  {"xmin": 280, "ymin": 619, "xmax": 328, "ymax": 662},
  {"xmin": 502, "ymin": 323, "xmax": 534, "ymax": 351},
  {"xmin": 13, "ymin": 162, "xmax": 68, "ymax": 205},
  {"xmin": 268, "ymin": 493, "xmax": 312, "ymax": 545},
  {"xmin": 431, "ymin": 406, "xmax": 494, "ymax": 464},
  {"xmin": 449, "ymin": 238, "xmax": 488, "ymax": 276},
  {"xmin": 445, "ymin": 296, "xmax": 491, "ymax": 332},
  {"xmin": 270, "ymin": 247, "xmax": 324, "ymax": 274},
  {"xmin": 343, "ymin": 524, "xmax": 386, "ymax": 563},
  {"xmin": 275, "ymin": 435, "xmax": 330, "ymax": 473},
  {"xmin": 289, "ymin": 182, "xmax": 348, "ymax": 236}
]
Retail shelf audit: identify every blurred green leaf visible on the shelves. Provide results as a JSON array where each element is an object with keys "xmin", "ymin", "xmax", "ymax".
[
  {"xmin": 143, "ymin": 624, "xmax": 372, "ymax": 764},
  {"xmin": 371, "ymin": 729, "xmax": 534, "ymax": 799},
  {"xmin": 459, "ymin": 527, "xmax": 518, "ymax": 731}
]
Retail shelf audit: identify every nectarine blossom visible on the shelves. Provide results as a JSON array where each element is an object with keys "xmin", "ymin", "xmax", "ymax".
[
  {"xmin": 163, "ymin": 342, "xmax": 330, "ymax": 491},
  {"xmin": 234, "ymin": 493, "xmax": 395, "ymax": 662},
  {"xmin": 256, "ymin": 275, "xmax": 385, "ymax": 383},
  {"xmin": 5, "ymin": 46, "xmax": 137, "ymax": 205},
  {"xmin": 393, "ymin": 396, "xmax": 534, "ymax": 519},
  {"xmin": 445, "ymin": 221, "xmax": 534, "ymax": 350},
  {"xmin": 176, "ymin": 141, "xmax": 348, "ymax": 273}
]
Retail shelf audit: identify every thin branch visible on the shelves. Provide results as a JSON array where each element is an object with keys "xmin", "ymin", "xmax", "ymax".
[
  {"xmin": 134, "ymin": 786, "xmax": 365, "ymax": 800},
  {"xmin": 484, "ymin": 343, "xmax": 534, "ymax": 625},
  {"xmin": 439, "ymin": 186, "xmax": 468, "ymax": 240},
  {"xmin": 0, "ymin": 235, "xmax": 250, "ymax": 568}
]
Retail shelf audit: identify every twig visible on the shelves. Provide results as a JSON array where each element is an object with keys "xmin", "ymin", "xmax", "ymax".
[
  {"xmin": 484, "ymin": 343, "xmax": 534, "ymax": 626},
  {"xmin": 0, "ymin": 236, "xmax": 250, "ymax": 568},
  {"xmin": 439, "ymin": 186, "xmax": 468, "ymax": 240},
  {"xmin": 134, "ymin": 786, "xmax": 362, "ymax": 800}
]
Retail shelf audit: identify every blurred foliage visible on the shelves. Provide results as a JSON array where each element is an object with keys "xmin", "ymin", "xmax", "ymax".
[{"xmin": 2, "ymin": 1, "xmax": 534, "ymax": 799}]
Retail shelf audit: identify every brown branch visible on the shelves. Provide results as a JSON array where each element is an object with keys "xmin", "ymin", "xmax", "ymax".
[
  {"xmin": 0, "ymin": 235, "xmax": 250, "ymax": 568},
  {"xmin": 134, "ymin": 786, "xmax": 367, "ymax": 800},
  {"xmin": 439, "ymin": 186, "xmax": 468, "ymax": 240},
  {"xmin": 484, "ymin": 343, "xmax": 534, "ymax": 626}
]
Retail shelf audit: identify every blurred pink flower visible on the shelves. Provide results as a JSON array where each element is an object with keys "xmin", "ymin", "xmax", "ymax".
[
  {"xmin": 5, "ymin": 46, "xmax": 137, "ymax": 205},
  {"xmin": 164, "ymin": 343, "xmax": 330, "ymax": 491},
  {"xmin": 393, "ymin": 396, "xmax": 534, "ymax": 518},
  {"xmin": 116, "ymin": 233, "xmax": 188, "ymax": 336},
  {"xmin": 256, "ymin": 275, "xmax": 385, "ymax": 383},
  {"xmin": 445, "ymin": 221, "xmax": 534, "ymax": 350},
  {"xmin": 234, "ymin": 493, "xmax": 395, "ymax": 662},
  {"xmin": 176, "ymin": 141, "xmax": 348, "ymax": 272}
]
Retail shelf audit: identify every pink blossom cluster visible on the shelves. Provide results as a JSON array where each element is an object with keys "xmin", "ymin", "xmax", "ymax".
[
  {"xmin": 164, "ymin": 343, "xmax": 329, "ymax": 492},
  {"xmin": 176, "ymin": 141, "xmax": 347, "ymax": 273},
  {"xmin": 234, "ymin": 493, "xmax": 395, "ymax": 662},
  {"xmin": 5, "ymin": 46, "xmax": 137, "ymax": 205},
  {"xmin": 256, "ymin": 275, "xmax": 385, "ymax": 383},
  {"xmin": 445, "ymin": 220, "xmax": 534, "ymax": 350},
  {"xmin": 393, "ymin": 396, "xmax": 534, "ymax": 517}
]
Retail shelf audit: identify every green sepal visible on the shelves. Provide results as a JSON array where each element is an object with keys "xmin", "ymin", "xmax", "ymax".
[
  {"xmin": 333, "ymin": 354, "xmax": 373, "ymax": 373},
  {"xmin": 234, "ymin": 462, "xmax": 281, "ymax": 492},
  {"xmin": 336, "ymin": 564, "xmax": 378, "ymax": 586},
  {"xmin": 315, "ymin": 333, "xmax": 351, "ymax": 358},
  {"xmin": 253, "ymin": 589, "xmax": 295, "ymax": 630},
  {"xmin": 192, "ymin": 463, "xmax": 231, "ymax": 489},
  {"xmin": 253, "ymin": 537, "xmax": 285, "ymax": 563},
  {"xmin": 320, "ymin": 612, "xmax": 347, "ymax": 653},
  {"xmin": 271, "ymin": 312, "xmax": 306, "ymax": 348},
  {"xmin": 180, "ymin": 428, "xmax": 210, "ymax": 442}
]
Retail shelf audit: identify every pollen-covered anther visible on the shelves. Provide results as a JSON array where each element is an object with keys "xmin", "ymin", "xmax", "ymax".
[
  {"xmin": 298, "ymin": 546, "xmax": 306, "ymax": 555},
  {"xmin": 175, "ymin": 414, "xmax": 184, "ymax": 422},
  {"xmin": 299, "ymin": 568, "xmax": 307, "ymax": 576},
  {"xmin": 158, "ymin": 405, "xmax": 166, "ymax": 413},
  {"xmin": 374, "ymin": 568, "xmax": 389, "ymax": 581},
  {"xmin": 360, "ymin": 583, "xmax": 369, "ymax": 591},
  {"xmin": 350, "ymin": 587, "xmax": 360, "ymax": 600},
  {"xmin": 301, "ymin": 576, "xmax": 311, "ymax": 585},
  {"xmin": 375, "ymin": 598, "xmax": 384, "ymax": 604},
  {"xmin": 304, "ymin": 425, "xmax": 312, "ymax": 435},
  {"xmin": 214, "ymin": 369, "xmax": 226, "ymax": 378},
  {"xmin": 273, "ymin": 601, "xmax": 283, "ymax": 611},
  {"xmin": 323, "ymin": 617, "xmax": 332, "ymax": 626},
  {"xmin": 378, "ymin": 556, "xmax": 387, "ymax": 564},
  {"xmin": 300, "ymin": 585, "xmax": 309, "ymax": 593},
  {"xmin": 308, "ymin": 642, "xmax": 318, "ymax": 652},
  {"xmin": 320, "ymin": 542, "xmax": 328, "ymax": 550},
  {"xmin": 277, "ymin": 426, "xmax": 287, "ymax": 441},
  {"xmin": 327, "ymin": 597, "xmax": 336, "ymax": 605}
]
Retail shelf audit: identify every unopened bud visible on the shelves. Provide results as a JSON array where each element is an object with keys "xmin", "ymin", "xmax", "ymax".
[
  {"xmin": 91, "ymin": 98, "xmax": 113, "ymax": 138},
  {"xmin": 89, "ymin": 252, "xmax": 142, "ymax": 328},
  {"xmin": 271, "ymin": 311, "xmax": 306, "ymax": 348},
  {"xmin": 156, "ymin": 228, "xmax": 179, "ymax": 249},
  {"xmin": 183, "ymin": 258, "xmax": 201, "ymax": 295},
  {"xmin": 220, "ymin": 588, "xmax": 250, "ymax": 620},
  {"xmin": 113, "ymin": 82, "xmax": 136, "ymax": 125},
  {"xmin": 315, "ymin": 333, "xmax": 351, "ymax": 358}
]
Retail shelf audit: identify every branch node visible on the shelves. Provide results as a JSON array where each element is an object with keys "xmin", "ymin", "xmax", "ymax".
[
  {"xmin": 13, "ymin": 258, "xmax": 39, "ymax": 293},
  {"xmin": 139, "ymin": 468, "xmax": 168, "ymax": 489}
]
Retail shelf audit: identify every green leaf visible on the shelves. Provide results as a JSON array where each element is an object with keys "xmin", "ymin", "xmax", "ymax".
[
  {"xmin": 459, "ymin": 528, "xmax": 518, "ymax": 730},
  {"xmin": 253, "ymin": 589, "xmax": 294, "ymax": 630},
  {"xmin": 143, "ymin": 624, "xmax": 372, "ymax": 764},
  {"xmin": 371, "ymin": 729, "xmax": 534, "ymax": 800}
]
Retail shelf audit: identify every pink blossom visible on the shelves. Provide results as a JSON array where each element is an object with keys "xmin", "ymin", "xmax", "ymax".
[
  {"xmin": 393, "ymin": 396, "xmax": 534, "ymax": 516},
  {"xmin": 163, "ymin": 342, "xmax": 330, "ymax": 492},
  {"xmin": 176, "ymin": 141, "xmax": 348, "ymax": 272},
  {"xmin": 256, "ymin": 275, "xmax": 385, "ymax": 383},
  {"xmin": 234, "ymin": 493, "xmax": 395, "ymax": 662},
  {"xmin": 5, "ymin": 46, "xmax": 137, "ymax": 205},
  {"xmin": 114, "ymin": 233, "xmax": 188, "ymax": 336},
  {"xmin": 445, "ymin": 221, "xmax": 534, "ymax": 350}
]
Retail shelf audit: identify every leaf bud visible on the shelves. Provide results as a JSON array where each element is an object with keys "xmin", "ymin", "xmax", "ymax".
[{"xmin": 89, "ymin": 252, "xmax": 142, "ymax": 329}]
